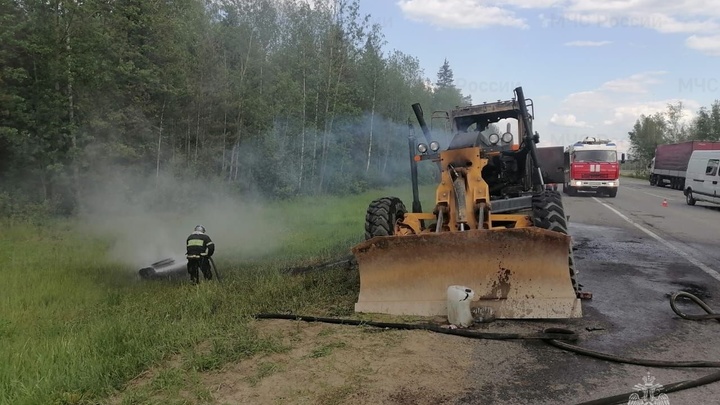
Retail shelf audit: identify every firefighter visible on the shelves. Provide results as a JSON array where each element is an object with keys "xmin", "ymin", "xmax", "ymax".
[{"xmin": 186, "ymin": 225, "xmax": 215, "ymax": 284}]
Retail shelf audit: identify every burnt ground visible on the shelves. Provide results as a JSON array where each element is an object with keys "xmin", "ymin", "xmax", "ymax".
[
  {"xmin": 457, "ymin": 223, "xmax": 720, "ymax": 404},
  {"xmin": 456, "ymin": 180, "xmax": 720, "ymax": 405}
]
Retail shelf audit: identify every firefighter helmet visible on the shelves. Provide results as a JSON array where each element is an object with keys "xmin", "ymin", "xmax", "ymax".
[{"xmin": 194, "ymin": 225, "xmax": 206, "ymax": 233}]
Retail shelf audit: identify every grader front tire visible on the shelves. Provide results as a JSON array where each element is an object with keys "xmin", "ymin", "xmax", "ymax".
[
  {"xmin": 532, "ymin": 190, "xmax": 580, "ymax": 295},
  {"xmin": 364, "ymin": 197, "xmax": 407, "ymax": 240}
]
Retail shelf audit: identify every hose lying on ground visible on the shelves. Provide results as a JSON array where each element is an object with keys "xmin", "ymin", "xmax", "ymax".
[
  {"xmin": 254, "ymin": 313, "xmax": 578, "ymax": 341},
  {"xmin": 670, "ymin": 291, "xmax": 720, "ymax": 322},
  {"xmin": 545, "ymin": 332, "xmax": 720, "ymax": 368},
  {"xmin": 253, "ymin": 291, "xmax": 720, "ymax": 405},
  {"xmin": 565, "ymin": 291, "xmax": 720, "ymax": 405},
  {"xmin": 284, "ymin": 256, "xmax": 355, "ymax": 275},
  {"xmin": 571, "ymin": 371, "xmax": 720, "ymax": 405}
]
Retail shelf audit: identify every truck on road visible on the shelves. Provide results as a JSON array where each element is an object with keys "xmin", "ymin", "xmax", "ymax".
[
  {"xmin": 563, "ymin": 137, "xmax": 624, "ymax": 197},
  {"xmin": 649, "ymin": 141, "xmax": 720, "ymax": 190}
]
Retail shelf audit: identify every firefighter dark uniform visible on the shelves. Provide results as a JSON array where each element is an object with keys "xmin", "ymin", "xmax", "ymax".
[{"xmin": 186, "ymin": 225, "xmax": 215, "ymax": 284}]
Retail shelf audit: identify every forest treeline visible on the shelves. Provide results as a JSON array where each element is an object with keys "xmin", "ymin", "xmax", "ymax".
[
  {"xmin": 628, "ymin": 100, "xmax": 720, "ymax": 164},
  {"xmin": 1, "ymin": 0, "xmax": 472, "ymax": 216},
  {"xmin": 7, "ymin": 0, "xmax": 712, "ymax": 218}
]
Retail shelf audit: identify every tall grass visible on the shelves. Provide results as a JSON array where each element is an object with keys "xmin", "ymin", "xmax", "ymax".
[{"xmin": 0, "ymin": 184, "xmax": 436, "ymax": 405}]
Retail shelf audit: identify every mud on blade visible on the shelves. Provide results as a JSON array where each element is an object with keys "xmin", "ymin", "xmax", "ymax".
[{"xmin": 351, "ymin": 227, "xmax": 581, "ymax": 319}]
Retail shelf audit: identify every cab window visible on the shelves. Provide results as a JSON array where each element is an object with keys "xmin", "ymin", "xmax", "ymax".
[
  {"xmin": 705, "ymin": 159, "xmax": 719, "ymax": 176},
  {"xmin": 572, "ymin": 150, "xmax": 617, "ymax": 163}
]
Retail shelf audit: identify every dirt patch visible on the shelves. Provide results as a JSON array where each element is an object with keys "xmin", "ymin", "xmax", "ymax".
[{"xmin": 200, "ymin": 319, "xmax": 477, "ymax": 404}]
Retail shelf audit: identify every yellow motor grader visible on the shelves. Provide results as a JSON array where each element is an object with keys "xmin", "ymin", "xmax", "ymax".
[{"xmin": 351, "ymin": 87, "xmax": 588, "ymax": 319}]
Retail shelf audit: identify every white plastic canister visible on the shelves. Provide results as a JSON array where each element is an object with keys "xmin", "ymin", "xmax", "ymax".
[{"xmin": 447, "ymin": 285, "xmax": 475, "ymax": 327}]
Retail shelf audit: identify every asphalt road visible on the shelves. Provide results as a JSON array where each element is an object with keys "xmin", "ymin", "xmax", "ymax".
[{"xmin": 458, "ymin": 177, "xmax": 720, "ymax": 405}]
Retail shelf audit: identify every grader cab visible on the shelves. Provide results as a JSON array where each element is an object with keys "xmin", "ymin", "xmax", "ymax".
[{"xmin": 351, "ymin": 87, "xmax": 586, "ymax": 319}]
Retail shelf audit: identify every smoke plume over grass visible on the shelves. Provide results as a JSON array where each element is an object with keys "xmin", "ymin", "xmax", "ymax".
[
  {"xmin": 76, "ymin": 165, "xmax": 288, "ymax": 270},
  {"xmin": 73, "ymin": 106, "xmax": 445, "ymax": 273}
]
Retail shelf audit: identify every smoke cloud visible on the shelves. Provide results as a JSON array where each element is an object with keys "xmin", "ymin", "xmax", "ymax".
[
  {"xmin": 76, "ymin": 164, "xmax": 287, "ymax": 271},
  {"xmin": 74, "ymin": 108, "xmax": 443, "ymax": 273}
]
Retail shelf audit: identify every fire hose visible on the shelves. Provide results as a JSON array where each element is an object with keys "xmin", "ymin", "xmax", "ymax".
[
  {"xmin": 253, "ymin": 291, "xmax": 720, "ymax": 404},
  {"xmin": 253, "ymin": 313, "xmax": 579, "ymax": 341},
  {"xmin": 562, "ymin": 291, "xmax": 720, "ymax": 405},
  {"xmin": 207, "ymin": 256, "xmax": 221, "ymax": 282}
]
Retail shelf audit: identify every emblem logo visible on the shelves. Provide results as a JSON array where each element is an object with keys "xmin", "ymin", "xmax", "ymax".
[{"xmin": 628, "ymin": 373, "xmax": 670, "ymax": 405}]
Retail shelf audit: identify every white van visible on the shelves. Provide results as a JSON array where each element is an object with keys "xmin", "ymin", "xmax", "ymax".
[{"xmin": 684, "ymin": 150, "xmax": 720, "ymax": 206}]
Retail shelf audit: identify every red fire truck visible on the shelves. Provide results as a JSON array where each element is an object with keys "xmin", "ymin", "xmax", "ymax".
[{"xmin": 563, "ymin": 137, "xmax": 625, "ymax": 197}]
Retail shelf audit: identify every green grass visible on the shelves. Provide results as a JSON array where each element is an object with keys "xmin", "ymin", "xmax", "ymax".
[
  {"xmin": 0, "ymin": 184, "xmax": 437, "ymax": 405},
  {"xmin": 309, "ymin": 341, "xmax": 347, "ymax": 359}
]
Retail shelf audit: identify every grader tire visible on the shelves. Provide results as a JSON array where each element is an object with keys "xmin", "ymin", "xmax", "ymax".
[
  {"xmin": 531, "ymin": 190, "xmax": 580, "ymax": 295},
  {"xmin": 364, "ymin": 197, "xmax": 407, "ymax": 240}
]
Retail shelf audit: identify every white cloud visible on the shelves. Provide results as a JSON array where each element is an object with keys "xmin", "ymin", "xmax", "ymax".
[
  {"xmin": 397, "ymin": 0, "xmax": 720, "ymax": 55},
  {"xmin": 397, "ymin": 0, "xmax": 528, "ymax": 29},
  {"xmin": 503, "ymin": 0, "xmax": 561, "ymax": 8},
  {"xmin": 599, "ymin": 71, "xmax": 668, "ymax": 93},
  {"xmin": 554, "ymin": 72, "xmax": 667, "ymax": 102},
  {"xmin": 685, "ymin": 35, "xmax": 720, "ymax": 56},
  {"xmin": 555, "ymin": 1, "xmax": 720, "ymax": 54},
  {"xmin": 561, "ymin": 0, "xmax": 720, "ymax": 20},
  {"xmin": 559, "ymin": 11, "xmax": 719, "ymax": 34},
  {"xmin": 562, "ymin": 90, "xmax": 611, "ymax": 109},
  {"xmin": 550, "ymin": 113, "xmax": 590, "ymax": 128},
  {"xmin": 606, "ymin": 99, "xmax": 701, "ymax": 127},
  {"xmin": 540, "ymin": 72, "xmax": 702, "ymax": 152},
  {"xmin": 564, "ymin": 40, "xmax": 612, "ymax": 46}
]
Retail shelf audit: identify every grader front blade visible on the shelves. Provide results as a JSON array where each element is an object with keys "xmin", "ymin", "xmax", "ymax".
[{"xmin": 351, "ymin": 227, "xmax": 581, "ymax": 319}]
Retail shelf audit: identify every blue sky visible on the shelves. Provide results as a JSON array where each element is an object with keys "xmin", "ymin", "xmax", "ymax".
[{"xmin": 357, "ymin": 0, "xmax": 720, "ymax": 154}]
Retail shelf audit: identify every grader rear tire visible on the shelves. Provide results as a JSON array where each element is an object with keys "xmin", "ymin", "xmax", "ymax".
[
  {"xmin": 364, "ymin": 197, "xmax": 407, "ymax": 240},
  {"xmin": 531, "ymin": 190, "xmax": 580, "ymax": 295}
]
